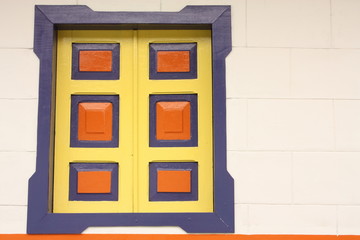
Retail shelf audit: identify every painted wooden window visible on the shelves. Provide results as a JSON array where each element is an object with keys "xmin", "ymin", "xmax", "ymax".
[
  {"xmin": 29, "ymin": 5, "xmax": 233, "ymax": 234},
  {"xmin": 53, "ymin": 29, "xmax": 212, "ymax": 214}
]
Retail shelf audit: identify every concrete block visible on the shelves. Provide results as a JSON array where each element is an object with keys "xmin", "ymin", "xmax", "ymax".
[
  {"xmin": 227, "ymin": 99, "xmax": 247, "ymax": 150},
  {"xmin": 0, "ymin": 206, "xmax": 27, "ymax": 234},
  {"xmin": 247, "ymin": 0, "xmax": 331, "ymax": 48},
  {"xmin": 338, "ymin": 206, "xmax": 360, "ymax": 235},
  {"xmin": 235, "ymin": 204, "xmax": 249, "ymax": 234},
  {"xmin": 0, "ymin": 0, "xmax": 35, "ymax": 48},
  {"xmin": 0, "ymin": 152, "xmax": 36, "ymax": 205},
  {"xmin": 247, "ymin": 99, "xmax": 334, "ymax": 150},
  {"xmin": 293, "ymin": 152, "xmax": 360, "ymax": 205},
  {"xmin": 332, "ymin": 0, "xmax": 360, "ymax": 48},
  {"xmin": 291, "ymin": 49, "xmax": 360, "ymax": 98},
  {"xmin": 0, "ymin": 49, "xmax": 39, "ymax": 99},
  {"xmin": 335, "ymin": 100, "xmax": 360, "ymax": 150},
  {"xmin": 248, "ymin": 205, "xmax": 337, "ymax": 234},
  {"xmin": 337, "ymin": 154, "xmax": 360, "ymax": 204},
  {"xmin": 227, "ymin": 48, "xmax": 290, "ymax": 98},
  {"xmin": 293, "ymin": 152, "xmax": 338, "ymax": 204},
  {"xmin": 0, "ymin": 99, "xmax": 38, "ymax": 151},
  {"xmin": 228, "ymin": 151, "xmax": 292, "ymax": 204}
]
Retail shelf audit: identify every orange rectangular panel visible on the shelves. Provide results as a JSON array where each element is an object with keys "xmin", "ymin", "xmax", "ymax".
[
  {"xmin": 78, "ymin": 102, "xmax": 112, "ymax": 141},
  {"xmin": 79, "ymin": 51, "xmax": 112, "ymax": 72},
  {"xmin": 157, "ymin": 51, "xmax": 190, "ymax": 72},
  {"xmin": 77, "ymin": 171, "xmax": 111, "ymax": 193},
  {"xmin": 156, "ymin": 101, "xmax": 190, "ymax": 140},
  {"xmin": 157, "ymin": 170, "xmax": 191, "ymax": 192}
]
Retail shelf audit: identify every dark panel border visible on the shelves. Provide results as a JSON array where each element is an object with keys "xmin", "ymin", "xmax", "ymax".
[
  {"xmin": 149, "ymin": 94, "xmax": 198, "ymax": 147},
  {"xmin": 149, "ymin": 43, "xmax": 197, "ymax": 79},
  {"xmin": 29, "ymin": 5, "xmax": 233, "ymax": 234},
  {"xmin": 72, "ymin": 43, "xmax": 120, "ymax": 80},
  {"xmin": 70, "ymin": 95, "xmax": 119, "ymax": 148},
  {"xmin": 69, "ymin": 163, "xmax": 118, "ymax": 201},
  {"xmin": 149, "ymin": 162, "xmax": 198, "ymax": 201}
]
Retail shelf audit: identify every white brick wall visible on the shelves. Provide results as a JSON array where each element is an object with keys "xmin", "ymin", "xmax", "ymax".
[
  {"xmin": 226, "ymin": 48, "xmax": 291, "ymax": 98},
  {"xmin": 291, "ymin": 49, "xmax": 360, "ymax": 98},
  {"xmin": 332, "ymin": 0, "xmax": 360, "ymax": 48},
  {"xmin": 0, "ymin": 152, "xmax": 36, "ymax": 205},
  {"xmin": 227, "ymin": 99, "xmax": 247, "ymax": 150},
  {"xmin": 0, "ymin": 206, "xmax": 28, "ymax": 233},
  {"xmin": 338, "ymin": 206, "xmax": 360, "ymax": 235},
  {"xmin": 247, "ymin": 0, "xmax": 331, "ymax": 48},
  {"xmin": 1, "ymin": 0, "xmax": 360, "ymax": 235},
  {"xmin": 247, "ymin": 99, "xmax": 334, "ymax": 150},
  {"xmin": 0, "ymin": 99, "xmax": 38, "ymax": 151},
  {"xmin": 248, "ymin": 205, "xmax": 337, "ymax": 234},
  {"xmin": 228, "ymin": 151, "xmax": 292, "ymax": 204},
  {"xmin": 335, "ymin": 100, "xmax": 360, "ymax": 150},
  {"xmin": 0, "ymin": 50, "xmax": 39, "ymax": 99}
]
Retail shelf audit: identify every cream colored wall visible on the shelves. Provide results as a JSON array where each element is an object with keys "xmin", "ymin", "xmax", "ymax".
[{"xmin": 0, "ymin": 0, "xmax": 360, "ymax": 235}]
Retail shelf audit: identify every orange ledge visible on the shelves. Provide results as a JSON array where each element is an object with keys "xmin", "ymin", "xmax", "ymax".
[{"xmin": 0, "ymin": 235, "xmax": 359, "ymax": 240}]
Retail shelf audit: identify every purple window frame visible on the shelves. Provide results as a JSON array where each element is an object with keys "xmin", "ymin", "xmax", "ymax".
[{"xmin": 29, "ymin": 5, "xmax": 233, "ymax": 234}]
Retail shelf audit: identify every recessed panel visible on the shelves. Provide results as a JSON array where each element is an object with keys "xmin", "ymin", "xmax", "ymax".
[
  {"xmin": 157, "ymin": 51, "xmax": 190, "ymax": 72},
  {"xmin": 157, "ymin": 170, "xmax": 191, "ymax": 193},
  {"xmin": 149, "ymin": 162, "xmax": 198, "ymax": 201},
  {"xmin": 77, "ymin": 171, "xmax": 112, "ymax": 193},
  {"xmin": 79, "ymin": 50, "xmax": 113, "ymax": 72},
  {"xmin": 69, "ymin": 163, "xmax": 118, "ymax": 201},
  {"xmin": 149, "ymin": 43, "xmax": 197, "ymax": 79},
  {"xmin": 72, "ymin": 43, "xmax": 120, "ymax": 80},
  {"xmin": 78, "ymin": 102, "xmax": 112, "ymax": 141},
  {"xmin": 156, "ymin": 101, "xmax": 190, "ymax": 140},
  {"xmin": 150, "ymin": 94, "xmax": 197, "ymax": 147},
  {"xmin": 71, "ymin": 95, "xmax": 119, "ymax": 148}
]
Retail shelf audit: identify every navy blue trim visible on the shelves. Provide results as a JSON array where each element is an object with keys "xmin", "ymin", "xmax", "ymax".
[
  {"xmin": 72, "ymin": 43, "xmax": 120, "ymax": 80},
  {"xmin": 149, "ymin": 162, "xmax": 198, "ymax": 201},
  {"xmin": 69, "ymin": 163, "xmax": 118, "ymax": 201},
  {"xmin": 70, "ymin": 95, "xmax": 119, "ymax": 148},
  {"xmin": 211, "ymin": 8, "xmax": 234, "ymax": 230},
  {"xmin": 149, "ymin": 94, "xmax": 198, "ymax": 147},
  {"xmin": 149, "ymin": 43, "xmax": 197, "ymax": 79},
  {"xmin": 29, "ymin": 5, "xmax": 233, "ymax": 234}
]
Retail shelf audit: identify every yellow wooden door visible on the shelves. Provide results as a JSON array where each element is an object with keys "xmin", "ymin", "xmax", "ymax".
[{"xmin": 53, "ymin": 29, "xmax": 213, "ymax": 214}]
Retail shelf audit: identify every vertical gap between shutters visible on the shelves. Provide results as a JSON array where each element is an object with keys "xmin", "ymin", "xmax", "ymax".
[{"xmin": 132, "ymin": 30, "xmax": 139, "ymax": 213}]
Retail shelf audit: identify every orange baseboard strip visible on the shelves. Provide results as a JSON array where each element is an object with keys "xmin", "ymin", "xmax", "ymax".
[{"xmin": 0, "ymin": 235, "xmax": 359, "ymax": 240}]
